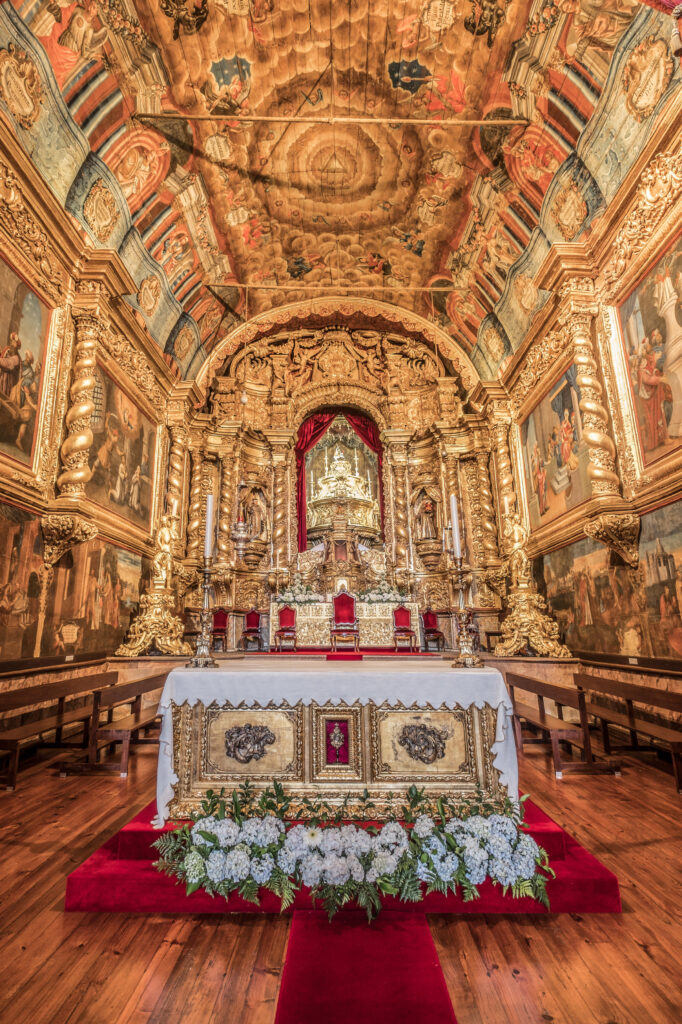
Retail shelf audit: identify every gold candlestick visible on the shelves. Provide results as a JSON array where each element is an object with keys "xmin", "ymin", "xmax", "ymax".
[
  {"xmin": 451, "ymin": 556, "xmax": 483, "ymax": 668},
  {"xmin": 186, "ymin": 556, "xmax": 218, "ymax": 668}
]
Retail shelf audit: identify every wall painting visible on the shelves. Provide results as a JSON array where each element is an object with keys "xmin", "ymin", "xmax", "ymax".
[
  {"xmin": 619, "ymin": 232, "xmax": 682, "ymax": 465},
  {"xmin": 538, "ymin": 499, "xmax": 682, "ymax": 661},
  {"xmin": 520, "ymin": 362, "xmax": 591, "ymax": 530},
  {"xmin": 0, "ymin": 499, "xmax": 151, "ymax": 662},
  {"xmin": 87, "ymin": 365, "xmax": 156, "ymax": 529},
  {"xmin": 0, "ymin": 254, "xmax": 50, "ymax": 466}
]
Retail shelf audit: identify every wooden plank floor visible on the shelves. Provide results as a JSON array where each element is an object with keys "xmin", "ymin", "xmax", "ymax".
[{"xmin": 1, "ymin": 740, "xmax": 680, "ymax": 1024}]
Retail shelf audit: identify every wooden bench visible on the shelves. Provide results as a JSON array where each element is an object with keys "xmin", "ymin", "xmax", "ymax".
[
  {"xmin": 505, "ymin": 671, "xmax": 620, "ymax": 779},
  {"xmin": 574, "ymin": 672, "xmax": 682, "ymax": 791},
  {"xmin": 0, "ymin": 671, "xmax": 119, "ymax": 790},
  {"xmin": 61, "ymin": 670, "xmax": 169, "ymax": 778}
]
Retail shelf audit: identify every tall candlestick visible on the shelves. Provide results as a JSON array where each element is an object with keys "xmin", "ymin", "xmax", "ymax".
[
  {"xmin": 204, "ymin": 494, "xmax": 214, "ymax": 560},
  {"xmin": 449, "ymin": 494, "xmax": 461, "ymax": 558}
]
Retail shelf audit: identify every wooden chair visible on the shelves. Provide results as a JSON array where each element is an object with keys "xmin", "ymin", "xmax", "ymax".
[
  {"xmin": 574, "ymin": 672, "xmax": 682, "ymax": 791},
  {"xmin": 274, "ymin": 605, "xmax": 297, "ymax": 651},
  {"xmin": 393, "ymin": 605, "xmax": 416, "ymax": 652},
  {"xmin": 239, "ymin": 608, "xmax": 263, "ymax": 651},
  {"xmin": 421, "ymin": 609, "xmax": 445, "ymax": 651},
  {"xmin": 211, "ymin": 607, "xmax": 228, "ymax": 651},
  {"xmin": 505, "ymin": 671, "xmax": 620, "ymax": 779},
  {"xmin": 330, "ymin": 592, "xmax": 360, "ymax": 652}
]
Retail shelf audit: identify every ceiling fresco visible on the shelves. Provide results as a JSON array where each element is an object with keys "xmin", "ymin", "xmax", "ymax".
[{"xmin": 0, "ymin": 0, "xmax": 679, "ymax": 381}]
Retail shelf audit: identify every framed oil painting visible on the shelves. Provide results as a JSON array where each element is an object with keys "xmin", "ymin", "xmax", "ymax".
[
  {"xmin": 86, "ymin": 365, "xmax": 156, "ymax": 530},
  {"xmin": 618, "ymin": 230, "xmax": 682, "ymax": 466},
  {"xmin": 519, "ymin": 362, "xmax": 592, "ymax": 530},
  {"xmin": 0, "ymin": 253, "xmax": 50, "ymax": 466}
]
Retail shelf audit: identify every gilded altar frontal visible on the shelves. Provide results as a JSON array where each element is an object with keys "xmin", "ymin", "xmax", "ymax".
[{"xmin": 0, "ymin": 3, "xmax": 680, "ymax": 716}]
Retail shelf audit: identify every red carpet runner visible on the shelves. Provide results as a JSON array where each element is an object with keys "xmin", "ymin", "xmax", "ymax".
[
  {"xmin": 274, "ymin": 911, "xmax": 457, "ymax": 1024},
  {"xmin": 64, "ymin": 798, "xmax": 621, "ymax": 914}
]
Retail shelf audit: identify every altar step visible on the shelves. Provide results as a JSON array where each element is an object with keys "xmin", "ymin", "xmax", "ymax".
[{"xmin": 64, "ymin": 799, "xmax": 621, "ymax": 914}]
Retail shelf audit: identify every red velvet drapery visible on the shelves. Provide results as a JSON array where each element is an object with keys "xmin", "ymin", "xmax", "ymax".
[{"xmin": 295, "ymin": 408, "xmax": 385, "ymax": 551}]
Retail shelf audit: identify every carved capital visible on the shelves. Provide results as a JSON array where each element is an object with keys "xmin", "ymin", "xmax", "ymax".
[
  {"xmin": 41, "ymin": 512, "xmax": 97, "ymax": 570},
  {"xmin": 584, "ymin": 512, "xmax": 640, "ymax": 568}
]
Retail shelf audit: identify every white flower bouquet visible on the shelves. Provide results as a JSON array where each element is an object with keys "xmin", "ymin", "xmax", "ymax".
[
  {"xmin": 153, "ymin": 783, "xmax": 553, "ymax": 919},
  {"xmin": 357, "ymin": 580, "xmax": 406, "ymax": 604}
]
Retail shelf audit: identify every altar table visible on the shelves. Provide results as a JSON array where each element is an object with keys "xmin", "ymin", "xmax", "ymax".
[
  {"xmin": 268, "ymin": 600, "xmax": 421, "ymax": 648},
  {"xmin": 154, "ymin": 658, "xmax": 517, "ymax": 825}
]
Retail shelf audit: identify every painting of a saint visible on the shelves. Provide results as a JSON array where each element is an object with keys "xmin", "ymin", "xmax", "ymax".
[
  {"xmin": 0, "ymin": 257, "xmax": 49, "ymax": 466},
  {"xmin": 86, "ymin": 367, "xmax": 156, "ymax": 529},
  {"xmin": 619, "ymin": 233, "xmax": 682, "ymax": 465},
  {"xmin": 520, "ymin": 364, "xmax": 591, "ymax": 530}
]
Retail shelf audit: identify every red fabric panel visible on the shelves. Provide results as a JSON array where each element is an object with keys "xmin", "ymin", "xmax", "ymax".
[
  {"xmin": 333, "ymin": 592, "xmax": 356, "ymax": 624},
  {"xmin": 278, "ymin": 605, "xmax": 296, "ymax": 629},
  {"xmin": 245, "ymin": 610, "xmax": 261, "ymax": 629},
  {"xmin": 343, "ymin": 409, "xmax": 385, "ymax": 527},
  {"xmin": 423, "ymin": 610, "xmax": 438, "ymax": 631},
  {"xmin": 393, "ymin": 605, "xmax": 412, "ymax": 629},
  {"xmin": 274, "ymin": 911, "xmax": 458, "ymax": 1024},
  {"xmin": 295, "ymin": 411, "xmax": 337, "ymax": 551},
  {"xmin": 325, "ymin": 719, "xmax": 350, "ymax": 764},
  {"xmin": 212, "ymin": 609, "xmax": 228, "ymax": 630}
]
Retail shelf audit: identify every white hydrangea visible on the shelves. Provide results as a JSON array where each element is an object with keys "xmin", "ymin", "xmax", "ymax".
[
  {"xmin": 376, "ymin": 821, "xmax": 408, "ymax": 851},
  {"xmin": 190, "ymin": 816, "xmax": 218, "ymax": 847},
  {"xmin": 489, "ymin": 857, "xmax": 518, "ymax": 887},
  {"xmin": 444, "ymin": 818, "xmax": 467, "ymax": 839},
  {"xmin": 462, "ymin": 815, "xmax": 491, "ymax": 842},
  {"xmin": 415, "ymin": 859, "xmax": 434, "ymax": 883},
  {"xmin": 322, "ymin": 854, "xmax": 351, "ymax": 885},
  {"xmin": 183, "ymin": 849, "xmax": 206, "ymax": 883},
  {"xmin": 214, "ymin": 819, "xmax": 241, "ymax": 847},
  {"xmin": 256, "ymin": 815, "xmax": 285, "ymax": 847},
  {"xmin": 251, "ymin": 854, "xmax": 275, "ymax": 885},
  {"xmin": 340, "ymin": 825, "xmax": 372, "ymax": 856},
  {"xmin": 238, "ymin": 818, "xmax": 263, "ymax": 845},
  {"xmin": 299, "ymin": 852, "xmax": 323, "ymax": 888},
  {"xmin": 488, "ymin": 814, "xmax": 518, "ymax": 844},
  {"xmin": 372, "ymin": 851, "xmax": 398, "ymax": 877},
  {"xmin": 277, "ymin": 847, "xmax": 297, "ymax": 874},
  {"xmin": 224, "ymin": 846, "xmax": 251, "ymax": 882},
  {"xmin": 486, "ymin": 833, "xmax": 513, "ymax": 862},
  {"xmin": 346, "ymin": 853, "xmax": 365, "ymax": 882},
  {"xmin": 284, "ymin": 824, "xmax": 309, "ymax": 859},
  {"xmin": 319, "ymin": 828, "xmax": 344, "ymax": 855},
  {"xmin": 461, "ymin": 839, "xmax": 488, "ymax": 886},
  {"xmin": 511, "ymin": 833, "xmax": 540, "ymax": 879},
  {"xmin": 435, "ymin": 852, "xmax": 459, "ymax": 883},
  {"xmin": 206, "ymin": 849, "xmax": 227, "ymax": 884},
  {"xmin": 423, "ymin": 835, "xmax": 447, "ymax": 860},
  {"xmin": 413, "ymin": 815, "xmax": 436, "ymax": 838}
]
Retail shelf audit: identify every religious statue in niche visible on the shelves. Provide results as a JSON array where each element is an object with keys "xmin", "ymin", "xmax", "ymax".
[
  {"xmin": 412, "ymin": 484, "xmax": 443, "ymax": 571},
  {"xmin": 413, "ymin": 489, "xmax": 438, "ymax": 540},
  {"xmin": 240, "ymin": 484, "xmax": 269, "ymax": 542}
]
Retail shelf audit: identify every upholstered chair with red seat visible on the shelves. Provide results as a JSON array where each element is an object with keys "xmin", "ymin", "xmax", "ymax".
[
  {"xmin": 422, "ymin": 608, "xmax": 445, "ymax": 651},
  {"xmin": 393, "ymin": 605, "xmax": 416, "ymax": 652},
  {"xmin": 239, "ymin": 608, "xmax": 263, "ymax": 651},
  {"xmin": 211, "ymin": 607, "xmax": 229, "ymax": 652},
  {"xmin": 330, "ymin": 592, "xmax": 360, "ymax": 651},
  {"xmin": 274, "ymin": 605, "xmax": 297, "ymax": 652}
]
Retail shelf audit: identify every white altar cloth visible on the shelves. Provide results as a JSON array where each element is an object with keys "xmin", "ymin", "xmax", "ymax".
[{"xmin": 154, "ymin": 658, "xmax": 517, "ymax": 825}]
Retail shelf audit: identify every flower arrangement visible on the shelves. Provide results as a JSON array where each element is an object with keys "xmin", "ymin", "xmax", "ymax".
[
  {"xmin": 276, "ymin": 579, "xmax": 324, "ymax": 603},
  {"xmin": 153, "ymin": 782, "xmax": 553, "ymax": 920},
  {"xmin": 357, "ymin": 580, "xmax": 406, "ymax": 603}
]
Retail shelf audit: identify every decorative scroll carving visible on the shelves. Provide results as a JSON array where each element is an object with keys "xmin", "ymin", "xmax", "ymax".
[
  {"xmin": 509, "ymin": 328, "xmax": 570, "ymax": 416},
  {"xmin": 57, "ymin": 311, "xmax": 98, "ymax": 497},
  {"xmin": 0, "ymin": 162, "xmax": 61, "ymax": 298},
  {"xmin": 83, "ymin": 179, "xmax": 119, "ymax": 243},
  {"xmin": 101, "ymin": 330, "xmax": 166, "ymax": 416},
  {"xmin": 604, "ymin": 138, "xmax": 682, "ymax": 292},
  {"xmin": 0, "ymin": 44, "xmax": 44, "ymax": 129},
  {"xmin": 398, "ymin": 724, "xmax": 447, "ymax": 765},
  {"xmin": 41, "ymin": 512, "xmax": 98, "ymax": 571},
  {"xmin": 224, "ymin": 723, "xmax": 276, "ymax": 764},
  {"xmin": 584, "ymin": 512, "xmax": 640, "ymax": 568},
  {"xmin": 595, "ymin": 307, "xmax": 645, "ymax": 498}
]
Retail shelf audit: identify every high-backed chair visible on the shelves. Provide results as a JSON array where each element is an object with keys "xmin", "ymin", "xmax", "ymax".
[
  {"xmin": 239, "ymin": 608, "xmax": 263, "ymax": 651},
  {"xmin": 330, "ymin": 592, "xmax": 359, "ymax": 651},
  {"xmin": 422, "ymin": 609, "xmax": 445, "ymax": 652},
  {"xmin": 274, "ymin": 605, "xmax": 297, "ymax": 652},
  {"xmin": 211, "ymin": 607, "xmax": 228, "ymax": 652},
  {"xmin": 393, "ymin": 605, "xmax": 416, "ymax": 652}
]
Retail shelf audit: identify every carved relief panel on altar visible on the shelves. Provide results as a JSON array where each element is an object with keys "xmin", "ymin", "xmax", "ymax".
[{"xmin": 519, "ymin": 362, "xmax": 592, "ymax": 530}]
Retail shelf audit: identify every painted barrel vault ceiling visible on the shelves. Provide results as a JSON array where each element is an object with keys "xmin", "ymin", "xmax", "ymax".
[{"xmin": 2, "ymin": 0, "xmax": 680, "ymax": 380}]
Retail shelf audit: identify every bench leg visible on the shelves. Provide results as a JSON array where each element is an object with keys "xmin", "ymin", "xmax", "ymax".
[
  {"xmin": 550, "ymin": 733, "xmax": 563, "ymax": 779},
  {"xmin": 672, "ymin": 751, "xmax": 681, "ymax": 793},
  {"xmin": 601, "ymin": 719, "xmax": 611, "ymax": 754},
  {"xmin": 513, "ymin": 715, "xmax": 524, "ymax": 753},
  {"xmin": 6, "ymin": 746, "xmax": 20, "ymax": 790},
  {"xmin": 119, "ymin": 734, "xmax": 131, "ymax": 777}
]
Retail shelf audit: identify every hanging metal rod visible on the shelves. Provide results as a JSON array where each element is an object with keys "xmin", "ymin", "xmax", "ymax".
[
  {"xmin": 207, "ymin": 282, "xmax": 459, "ymax": 292},
  {"xmin": 139, "ymin": 112, "xmax": 527, "ymax": 128}
]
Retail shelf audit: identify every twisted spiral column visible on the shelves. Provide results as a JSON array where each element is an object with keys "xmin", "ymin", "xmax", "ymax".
[
  {"xmin": 570, "ymin": 311, "xmax": 620, "ymax": 496},
  {"xmin": 57, "ymin": 312, "xmax": 98, "ymax": 497},
  {"xmin": 271, "ymin": 449, "xmax": 289, "ymax": 567},
  {"xmin": 389, "ymin": 445, "xmax": 409, "ymax": 568},
  {"xmin": 476, "ymin": 451, "xmax": 499, "ymax": 564},
  {"xmin": 165, "ymin": 425, "xmax": 188, "ymax": 515},
  {"xmin": 185, "ymin": 446, "xmax": 205, "ymax": 561},
  {"xmin": 217, "ymin": 443, "xmax": 237, "ymax": 562}
]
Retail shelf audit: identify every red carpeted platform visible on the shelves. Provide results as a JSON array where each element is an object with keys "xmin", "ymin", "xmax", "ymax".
[
  {"xmin": 64, "ymin": 799, "xmax": 621, "ymax": 914},
  {"xmin": 274, "ymin": 911, "xmax": 458, "ymax": 1024}
]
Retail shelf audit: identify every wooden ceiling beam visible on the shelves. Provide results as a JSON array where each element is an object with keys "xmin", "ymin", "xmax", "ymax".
[{"xmin": 139, "ymin": 113, "xmax": 527, "ymax": 128}]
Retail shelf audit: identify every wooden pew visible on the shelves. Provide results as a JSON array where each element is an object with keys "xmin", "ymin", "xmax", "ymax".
[
  {"xmin": 61, "ymin": 670, "xmax": 170, "ymax": 778},
  {"xmin": 505, "ymin": 671, "xmax": 620, "ymax": 779},
  {"xmin": 0, "ymin": 670, "xmax": 119, "ymax": 790},
  {"xmin": 574, "ymin": 672, "xmax": 682, "ymax": 791}
]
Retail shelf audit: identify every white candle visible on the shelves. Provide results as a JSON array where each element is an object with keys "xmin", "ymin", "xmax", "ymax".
[
  {"xmin": 449, "ymin": 494, "xmax": 461, "ymax": 558},
  {"xmin": 503, "ymin": 494, "xmax": 512, "ymax": 516},
  {"xmin": 204, "ymin": 494, "xmax": 214, "ymax": 560}
]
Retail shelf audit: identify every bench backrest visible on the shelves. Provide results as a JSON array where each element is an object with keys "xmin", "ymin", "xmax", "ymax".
[
  {"xmin": 0, "ymin": 670, "xmax": 119, "ymax": 713},
  {"xmin": 505, "ymin": 671, "xmax": 582, "ymax": 711},
  {"xmin": 95, "ymin": 671, "xmax": 169, "ymax": 710},
  {"xmin": 574, "ymin": 673, "xmax": 682, "ymax": 713}
]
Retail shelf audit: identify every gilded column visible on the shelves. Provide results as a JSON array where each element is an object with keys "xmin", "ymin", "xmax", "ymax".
[
  {"xmin": 217, "ymin": 440, "xmax": 238, "ymax": 562},
  {"xmin": 383, "ymin": 431, "xmax": 411, "ymax": 569},
  {"xmin": 490, "ymin": 414, "xmax": 516, "ymax": 519},
  {"xmin": 56, "ymin": 309, "xmax": 99, "ymax": 497},
  {"xmin": 186, "ymin": 443, "xmax": 205, "ymax": 562},
  {"xmin": 265, "ymin": 430, "xmax": 295, "ymax": 568},
  {"xmin": 165, "ymin": 425, "xmax": 188, "ymax": 515},
  {"xmin": 476, "ymin": 450, "xmax": 499, "ymax": 564},
  {"xmin": 561, "ymin": 293, "xmax": 620, "ymax": 497}
]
